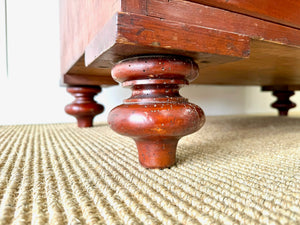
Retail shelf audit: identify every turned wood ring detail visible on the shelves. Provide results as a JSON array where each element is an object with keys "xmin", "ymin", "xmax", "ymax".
[
  {"xmin": 272, "ymin": 90, "xmax": 296, "ymax": 116},
  {"xmin": 65, "ymin": 85, "xmax": 104, "ymax": 127}
]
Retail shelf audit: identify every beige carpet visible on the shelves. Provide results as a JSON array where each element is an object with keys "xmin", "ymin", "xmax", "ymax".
[{"xmin": 0, "ymin": 116, "xmax": 299, "ymax": 225}]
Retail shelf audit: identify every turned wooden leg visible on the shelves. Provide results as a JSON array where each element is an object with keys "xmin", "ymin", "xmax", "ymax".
[
  {"xmin": 65, "ymin": 85, "xmax": 104, "ymax": 127},
  {"xmin": 262, "ymin": 86, "xmax": 296, "ymax": 116},
  {"xmin": 271, "ymin": 90, "xmax": 296, "ymax": 116},
  {"xmin": 108, "ymin": 55, "xmax": 205, "ymax": 169}
]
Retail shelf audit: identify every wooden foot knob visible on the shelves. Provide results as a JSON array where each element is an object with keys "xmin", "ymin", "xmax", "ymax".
[
  {"xmin": 65, "ymin": 85, "xmax": 104, "ymax": 127},
  {"xmin": 136, "ymin": 138, "xmax": 178, "ymax": 169},
  {"xmin": 108, "ymin": 55, "xmax": 205, "ymax": 169},
  {"xmin": 272, "ymin": 90, "xmax": 296, "ymax": 116}
]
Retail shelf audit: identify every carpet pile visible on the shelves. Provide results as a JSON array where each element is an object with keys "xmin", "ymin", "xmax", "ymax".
[{"xmin": 0, "ymin": 116, "xmax": 299, "ymax": 224}]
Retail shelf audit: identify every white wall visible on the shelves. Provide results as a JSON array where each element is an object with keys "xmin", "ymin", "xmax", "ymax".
[
  {"xmin": 0, "ymin": 0, "xmax": 299, "ymax": 125},
  {"xmin": 0, "ymin": 0, "xmax": 69, "ymax": 125},
  {"xmin": 0, "ymin": 0, "xmax": 7, "ymax": 79}
]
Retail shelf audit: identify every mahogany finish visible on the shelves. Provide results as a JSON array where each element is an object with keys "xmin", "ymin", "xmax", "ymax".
[
  {"xmin": 65, "ymin": 86, "xmax": 104, "ymax": 127},
  {"xmin": 190, "ymin": 0, "xmax": 300, "ymax": 29},
  {"xmin": 59, "ymin": 0, "xmax": 122, "ymax": 75},
  {"xmin": 85, "ymin": 12, "xmax": 250, "ymax": 69},
  {"xmin": 60, "ymin": 1, "xmax": 300, "ymax": 169},
  {"xmin": 271, "ymin": 91, "xmax": 296, "ymax": 116},
  {"xmin": 63, "ymin": 56, "xmax": 117, "ymax": 86},
  {"xmin": 108, "ymin": 55, "xmax": 205, "ymax": 169},
  {"xmin": 147, "ymin": 0, "xmax": 300, "ymax": 47},
  {"xmin": 61, "ymin": 0, "xmax": 300, "ymax": 87}
]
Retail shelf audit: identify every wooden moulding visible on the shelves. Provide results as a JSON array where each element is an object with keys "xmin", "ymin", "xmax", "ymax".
[
  {"xmin": 85, "ymin": 12, "xmax": 250, "ymax": 69},
  {"xmin": 108, "ymin": 55, "xmax": 205, "ymax": 169},
  {"xmin": 189, "ymin": 0, "xmax": 300, "ymax": 29},
  {"xmin": 147, "ymin": 0, "xmax": 300, "ymax": 47}
]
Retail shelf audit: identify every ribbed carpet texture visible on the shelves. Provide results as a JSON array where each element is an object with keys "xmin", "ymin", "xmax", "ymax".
[{"xmin": 0, "ymin": 116, "xmax": 299, "ymax": 225}]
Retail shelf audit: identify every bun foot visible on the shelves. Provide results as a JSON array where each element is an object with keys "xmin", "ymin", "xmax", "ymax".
[
  {"xmin": 136, "ymin": 138, "xmax": 178, "ymax": 169},
  {"xmin": 108, "ymin": 55, "xmax": 205, "ymax": 169},
  {"xmin": 65, "ymin": 85, "xmax": 104, "ymax": 127},
  {"xmin": 272, "ymin": 90, "xmax": 296, "ymax": 116},
  {"xmin": 262, "ymin": 86, "xmax": 297, "ymax": 116}
]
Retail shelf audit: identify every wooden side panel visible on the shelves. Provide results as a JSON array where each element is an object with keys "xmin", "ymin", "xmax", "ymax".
[
  {"xmin": 147, "ymin": 0, "xmax": 300, "ymax": 47},
  {"xmin": 59, "ymin": 0, "xmax": 121, "ymax": 75},
  {"xmin": 189, "ymin": 0, "xmax": 300, "ymax": 29},
  {"xmin": 85, "ymin": 12, "xmax": 250, "ymax": 68}
]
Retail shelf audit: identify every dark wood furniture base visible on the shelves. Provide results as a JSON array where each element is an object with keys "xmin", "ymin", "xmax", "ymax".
[
  {"xmin": 60, "ymin": 0, "xmax": 300, "ymax": 168},
  {"xmin": 65, "ymin": 85, "xmax": 104, "ymax": 127}
]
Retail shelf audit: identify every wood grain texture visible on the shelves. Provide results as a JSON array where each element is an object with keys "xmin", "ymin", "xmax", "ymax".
[
  {"xmin": 194, "ymin": 40, "xmax": 300, "ymax": 85},
  {"xmin": 122, "ymin": 0, "xmax": 147, "ymax": 14},
  {"xmin": 60, "ymin": 0, "xmax": 122, "ymax": 75},
  {"xmin": 63, "ymin": 40, "xmax": 300, "ymax": 86},
  {"xmin": 60, "ymin": 0, "xmax": 147, "ymax": 76},
  {"xmin": 189, "ymin": 0, "xmax": 300, "ymax": 29},
  {"xmin": 85, "ymin": 12, "xmax": 250, "ymax": 68},
  {"xmin": 108, "ymin": 55, "xmax": 205, "ymax": 168},
  {"xmin": 147, "ymin": 0, "xmax": 300, "ymax": 47},
  {"xmin": 64, "ymin": 40, "xmax": 300, "ymax": 86}
]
